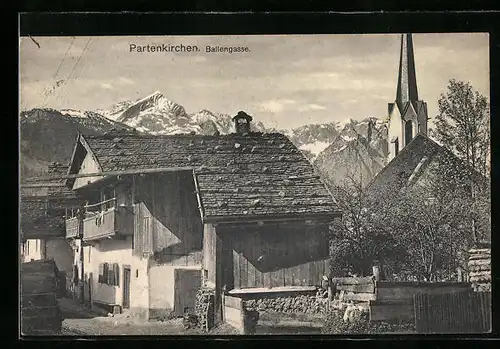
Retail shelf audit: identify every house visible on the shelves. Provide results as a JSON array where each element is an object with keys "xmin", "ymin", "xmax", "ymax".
[
  {"xmin": 63, "ymin": 111, "xmax": 340, "ymax": 321},
  {"xmin": 20, "ymin": 162, "xmax": 82, "ymax": 294}
]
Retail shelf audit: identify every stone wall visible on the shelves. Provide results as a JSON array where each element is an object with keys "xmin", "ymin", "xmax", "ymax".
[
  {"xmin": 469, "ymin": 247, "xmax": 491, "ymax": 292},
  {"xmin": 194, "ymin": 287, "xmax": 215, "ymax": 332},
  {"xmin": 242, "ymin": 289, "xmax": 328, "ymax": 315}
]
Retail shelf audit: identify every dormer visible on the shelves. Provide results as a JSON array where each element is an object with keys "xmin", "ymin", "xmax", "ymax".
[{"xmin": 232, "ymin": 111, "xmax": 253, "ymax": 135}]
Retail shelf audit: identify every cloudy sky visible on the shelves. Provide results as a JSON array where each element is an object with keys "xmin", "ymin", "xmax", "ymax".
[{"xmin": 20, "ymin": 33, "xmax": 489, "ymax": 130}]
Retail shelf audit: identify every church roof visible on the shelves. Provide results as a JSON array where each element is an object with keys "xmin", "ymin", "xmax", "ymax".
[
  {"xmin": 366, "ymin": 133, "xmax": 489, "ymax": 195},
  {"xmin": 396, "ymin": 34, "xmax": 420, "ymax": 112}
]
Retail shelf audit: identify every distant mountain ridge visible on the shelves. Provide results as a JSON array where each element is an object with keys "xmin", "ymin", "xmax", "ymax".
[{"xmin": 20, "ymin": 91, "xmax": 389, "ymax": 187}]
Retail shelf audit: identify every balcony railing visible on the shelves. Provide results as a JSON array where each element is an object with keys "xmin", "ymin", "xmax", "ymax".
[
  {"xmin": 82, "ymin": 206, "xmax": 133, "ymax": 242},
  {"xmin": 65, "ymin": 216, "xmax": 80, "ymax": 239}
]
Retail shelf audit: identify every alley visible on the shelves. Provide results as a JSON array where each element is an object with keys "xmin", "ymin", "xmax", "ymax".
[{"xmin": 58, "ymin": 297, "xmax": 200, "ymax": 336}]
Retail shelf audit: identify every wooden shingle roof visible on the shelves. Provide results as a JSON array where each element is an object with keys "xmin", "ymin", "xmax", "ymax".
[
  {"xmin": 80, "ymin": 132, "xmax": 339, "ymax": 221},
  {"xmin": 366, "ymin": 133, "xmax": 489, "ymax": 194}
]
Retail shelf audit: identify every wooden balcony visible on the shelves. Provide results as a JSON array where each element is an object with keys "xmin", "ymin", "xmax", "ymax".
[
  {"xmin": 65, "ymin": 216, "xmax": 80, "ymax": 239},
  {"xmin": 82, "ymin": 207, "xmax": 133, "ymax": 242}
]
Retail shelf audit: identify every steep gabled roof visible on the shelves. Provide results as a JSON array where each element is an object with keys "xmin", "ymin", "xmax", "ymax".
[
  {"xmin": 366, "ymin": 133, "xmax": 489, "ymax": 194},
  {"xmin": 71, "ymin": 132, "xmax": 340, "ymax": 222}
]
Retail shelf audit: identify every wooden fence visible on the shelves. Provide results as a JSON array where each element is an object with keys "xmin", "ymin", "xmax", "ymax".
[
  {"xmin": 331, "ymin": 277, "xmax": 474, "ymax": 323},
  {"xmin": 223, "ymin": 295, "xmax": 246, "ymax": 334},
  {"xmin": 414, "ymin": 291, "xmax": 491, "ymax": 333}
]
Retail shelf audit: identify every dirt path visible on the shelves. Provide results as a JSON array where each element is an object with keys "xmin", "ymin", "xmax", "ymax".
[{"xmin": 61, "ymin": 318, "xmax": 201, "ymax": 336}]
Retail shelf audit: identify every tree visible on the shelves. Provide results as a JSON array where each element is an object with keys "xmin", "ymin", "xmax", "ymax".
[
  {"xmin": 432, "ymin": 79, "xmax": 490, "ymax": 177},
  {"xmin": 389, "ymin": 168, "xmax": 473, "ymax": 281},
  {"xmin": 328, "ymin": 173, "xmax": 407, "ymax": 278},
  {"xmin": 432, "ymin": 79, "xmax": 491, "ymax": 245}
]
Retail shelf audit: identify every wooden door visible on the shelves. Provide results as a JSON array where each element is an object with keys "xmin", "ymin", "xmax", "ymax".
[
  {"xmin": 123, "ymin": 267, "xmax": 131, "ymax": 309},
  {"xmin": 174, "ymin": 269, "xmax": 202, "ymax": 317}
]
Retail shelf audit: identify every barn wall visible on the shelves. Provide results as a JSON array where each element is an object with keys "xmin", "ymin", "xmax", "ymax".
[
  {"xmin": 133, "ymin": 172, "xmax": 203, "ymax": 265},
  {"xmin": 218, "ymin": 223, "xmax": 330, "ymax": 290},
  {"xmin": 131, "ymin": 172, "xmax": 203, "ymax": 319},
  {"xmin": 203, "ymin": 223, "xmax": 217, "ymax": 287}
]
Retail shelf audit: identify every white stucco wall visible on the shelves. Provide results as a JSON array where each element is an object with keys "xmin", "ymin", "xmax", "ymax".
[
  {"xmin": 388, "ymin": 108, "xmax": 403, "ymax": 162},
  {"xmin": 22, "ymin": 239, "xmax": 44, "ymax": 262},
  {"xmin": 148, "ymin": 264, "xmax": 202, "ymax": 312},
  {"xmin": 83, "ymin": 237, "xmax": 149, "ymax": 311}
]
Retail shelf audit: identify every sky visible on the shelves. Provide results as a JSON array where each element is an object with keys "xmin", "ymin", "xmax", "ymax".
[{"xmin": 19, "ymin": 33, "xmax": 489, "ymax": 130}]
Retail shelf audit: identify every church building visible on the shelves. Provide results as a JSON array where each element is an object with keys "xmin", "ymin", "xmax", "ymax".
[
  {"xmin": 367, "ymin": 33, "xmax": 490, "ymax": 246},
  {"xmin": 387, "ymin": 33, "xmax": 429, "ymax": 162}
]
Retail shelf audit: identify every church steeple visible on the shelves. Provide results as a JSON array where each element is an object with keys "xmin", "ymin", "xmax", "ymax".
[
  {"xmin": 396, "ymin": 33, "xmax": 419, "ymax": 112},
  {"xmin": 387, "ymin": 33, "xmax": 428, "ymax": 163}
]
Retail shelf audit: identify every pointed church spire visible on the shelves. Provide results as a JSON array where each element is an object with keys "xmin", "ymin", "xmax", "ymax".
[{"xmin": 396, "ymin": 33, "xmax": 419, "ymax": 111}]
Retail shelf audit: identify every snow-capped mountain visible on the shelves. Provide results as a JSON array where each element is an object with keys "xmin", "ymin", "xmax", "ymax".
[
  {"xmin": 20, "ymin": 91, "xmax": 389, "ymax": 187},
  {"xmin": 313, "ymin": 117, "xmax": 389, "ymax": 188},
  {"xmin": 98, "ymin": 91, "xmax": 272, "ymax": 136},
  {"xmin": 20, "ymin": 108, "xmax": 134, "ymax": 178}
]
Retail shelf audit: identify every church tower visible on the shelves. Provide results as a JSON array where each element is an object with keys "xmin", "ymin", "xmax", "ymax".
[{"xmin": 387, "ymin": 33, "xmax": 428, "ymax": 162}]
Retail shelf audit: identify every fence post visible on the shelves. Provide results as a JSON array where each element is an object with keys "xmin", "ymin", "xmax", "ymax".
[{"xmin": 372, "ymin": 265, "xmax": 380, "ymax": 282}]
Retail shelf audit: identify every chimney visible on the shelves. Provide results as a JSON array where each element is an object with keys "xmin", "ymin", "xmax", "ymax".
[{"xmin": 232, "ymin": 111, "xmax": 253, "ymax": 135}]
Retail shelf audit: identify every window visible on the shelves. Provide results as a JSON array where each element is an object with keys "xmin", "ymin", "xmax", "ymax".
[
  {"xmin": 405, "ymin": 120, "xmax": 413, "ymax": 146},
  {"xmin": 98, "ymin": 262, "xmax": 120, "ymax": 286},
  {"xmin": 391, "ymin": 137, "xmax": 399, "ymax": 156},
  {"xmin": 102, "ymin": 187, "xmax": 116, "ymax": 211}
]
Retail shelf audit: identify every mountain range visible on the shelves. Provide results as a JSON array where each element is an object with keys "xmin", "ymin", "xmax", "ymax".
[{"xmin": 20, "ymin": 91, "xmax": 389, "ymax": 187}]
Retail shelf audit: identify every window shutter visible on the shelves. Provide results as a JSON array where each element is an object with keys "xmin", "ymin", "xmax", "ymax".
[
  {"xmin": 98, "ymin": 263, "xmax": 104, "ymax": 283},
  {"xmin": 104, "ymin": 263, "xmax": 110, "ymax": 285},
  {"xmin": 111, "ymin": 263, "xmax": 116, "ymax": 286},
  {"xmin": 114, "ymin": 263, "xmax": 120, "ymax": 286}
]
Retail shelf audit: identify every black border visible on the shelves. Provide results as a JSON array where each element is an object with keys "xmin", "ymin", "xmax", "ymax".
[{"xmin": 15, "ymin": 11, "xmax": 500, "ymax": 346}]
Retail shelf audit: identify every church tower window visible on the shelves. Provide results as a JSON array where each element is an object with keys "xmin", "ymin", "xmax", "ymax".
[{"xmin": 405, "ymin": 120, "xmax": 413, "ymax": 146}]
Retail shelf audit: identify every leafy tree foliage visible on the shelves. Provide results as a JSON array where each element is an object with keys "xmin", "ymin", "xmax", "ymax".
[{"xmin": 432, "ymin": 79, "xmax": 490, "ymax": 177}]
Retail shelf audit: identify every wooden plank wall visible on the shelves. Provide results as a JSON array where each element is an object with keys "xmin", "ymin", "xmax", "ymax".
[
  {"xmin": 133, "ymin": 172, "xmax": 203, "ymax": 265},
  {"xmin": 414, "ymin": 291, "xmax": 492, "ymax": 333},
  {"xmin": 219, "ymin": 223, "xmax": 330, "ymax": 289},
  {"xmin": 376, "ymin": 282, "xmax": 472, "ymax": 302},
  {"xmin": 203, "ymin": 224, "xmax": 217, "ymax": 285},
  {"xmin": 370, "ymin": 282, "xmax": 474, "ymax": 323},
  {"xmin": 173, "ymin": 269, "xmax": 203, "ymax": 316}
]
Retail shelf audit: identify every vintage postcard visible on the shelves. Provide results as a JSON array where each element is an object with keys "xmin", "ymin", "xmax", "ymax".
[{"xmin": 19, "ymin": 32, "xmax": 491, "ymax": 336}]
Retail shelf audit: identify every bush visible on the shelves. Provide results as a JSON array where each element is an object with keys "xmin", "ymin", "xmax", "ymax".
[{"xmin": 322, "ymin": 309, "xmax": 415, "ymax": 334}]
